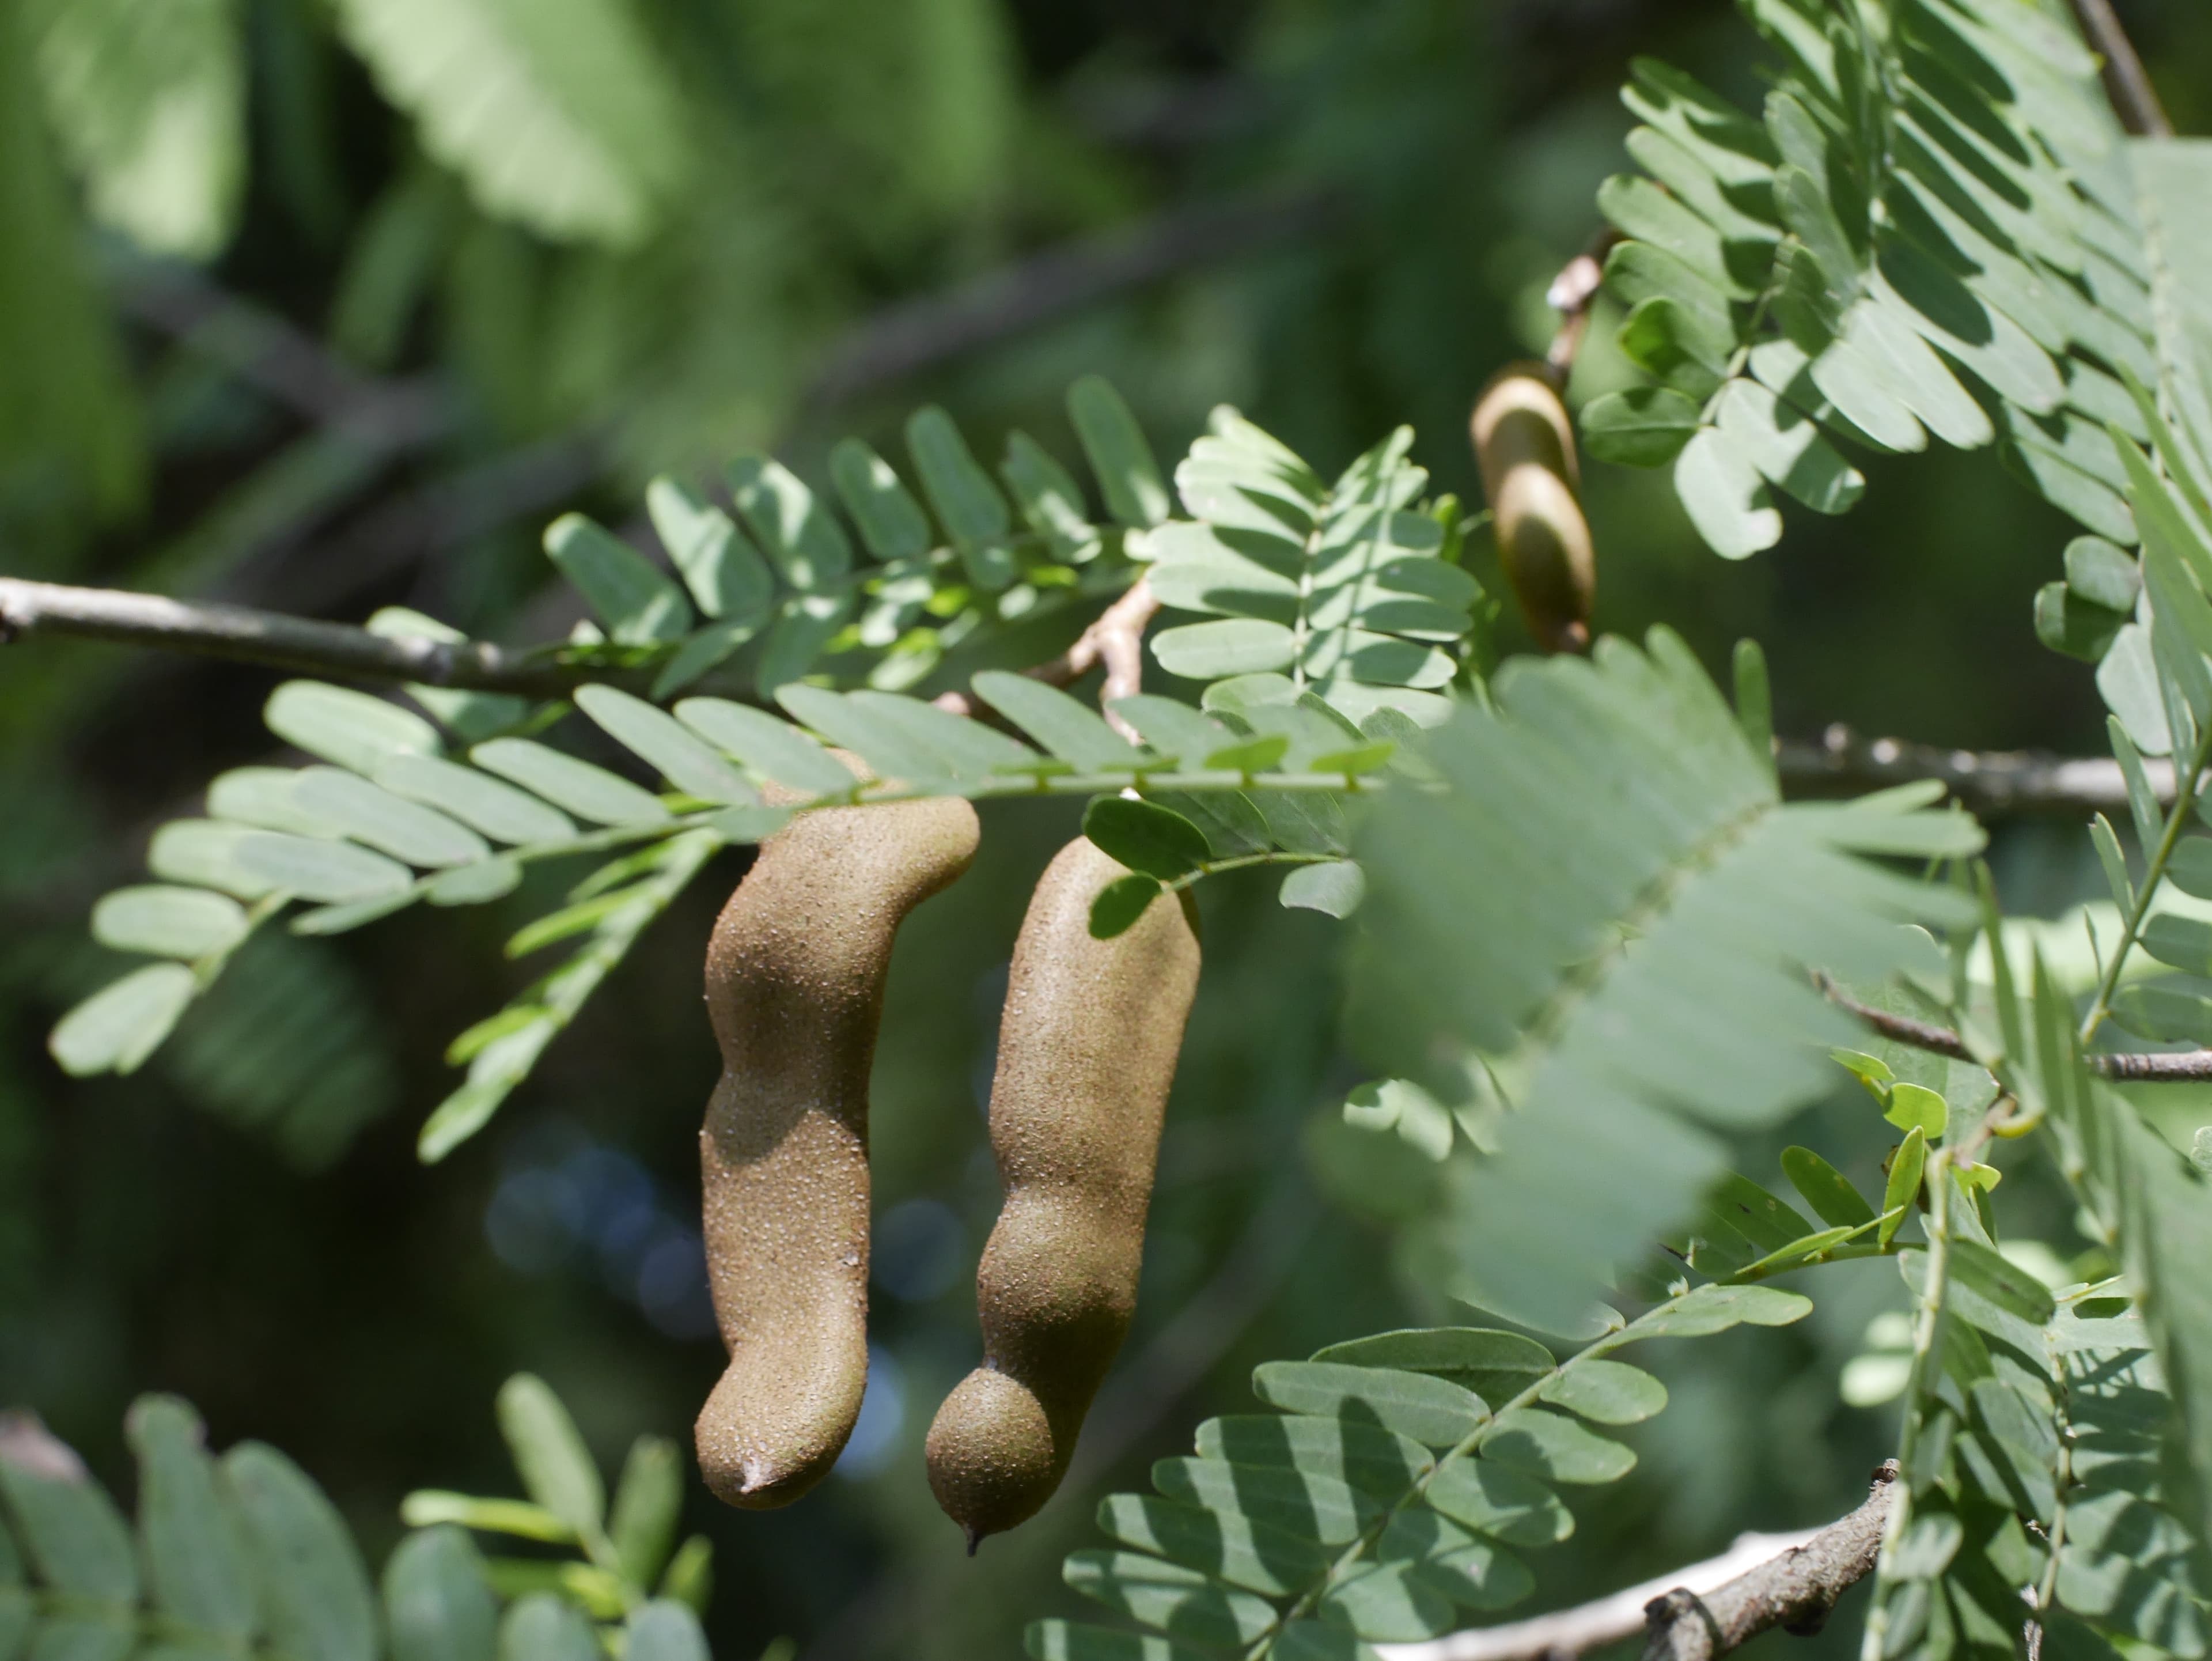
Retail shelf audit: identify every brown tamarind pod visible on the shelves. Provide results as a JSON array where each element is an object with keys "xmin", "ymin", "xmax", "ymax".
[
  {"xmin": 696, "ymin": 790, "xmax": 979, "ymax": 1509},
  {"xmin": 1472, "ymin": 362, "xmax": 1594, "ymax": 655},
  {"xmin": 925, "ymin": 837, "xmax": 1202, "ymax": 1548}
]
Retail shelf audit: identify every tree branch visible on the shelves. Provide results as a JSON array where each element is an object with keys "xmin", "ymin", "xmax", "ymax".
[
  {"xmin": 797, "ymin": 192, "xmax": 1338, "ymax": 413},
  {"xmin": 1818, "ymin": 976, "xmax": 2212, "ymax": 1081},
  {"xmin": 2066, "ymin": 0, "xmax": 2174, "ymax": 138},
  {"xmin": 1776, "ymin": 725, "xmax": 2170, "ymax": 818},
  {"xmin": 1378, "ymin": 1465, "xmax": 1899, "ymax": 1661},
  {"xmin": 0, "ymin": 577, "xmax": 592, "ymax": 700},
  {"xmin": 931, "ymin": 576, "xmax": 1160, "ymax": 735}
]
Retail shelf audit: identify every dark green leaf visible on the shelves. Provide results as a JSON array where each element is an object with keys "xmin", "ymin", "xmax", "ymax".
[
  {"xmin": 1192, "ymin": 1417, "xmax": 1431, "ymax": 1501},
  {"xmin": 126, "ymin": 1396, "xmax": 253, "ymax": 1639},
  {"xmin": 1090, "ymin": 875, "xmax": 1163, "ymax": 939},
  {"xmin": 1421, "ymin": 1457, "xmax": 1573, "ymax": 1546},
  {"xmin": 1581, "ymin": 387, "xmax": 1701, "ymax": 467},
  {"xmin": 1478, "ymin": 1409, "xmax": 1634, "ymax": 1485},
  {"xmin": 1069, "ymin": 377, "xmax": 1171, "ymax": 527},
  {"xmin": 1537, "ymin": 1361, "xmax": 1666, "ymax": 1426},
  {"xmin": 382, "ymin": 1527, "xmax": 497, "ymax": 1661},
  {"xmin": 1251, "ymin": 1363, "xmax": 1487, "ymax": 1450},
  {"xmin": 1096, "ymin": 1494, "xmax": 1330, "ymax": 1595},
  {"xmin": 646, "ymin": 478, "xmax": 773, "ymax": 624},
  {"xmin": 1062, "ymin": 1550, "xmax": 1277, "ymax": 1648},
  {"xmin": 1781, "ymin": 1146, "xmax": 1877, "ymax": 1227},
  {"xmin": 543, "ymin": 513, "xmax": 692, "ymax": 644},
  {"xmin": 1082, "ymin": 798, "xmax": 1211, "ymax": 881},
  {"xmin": 222, "ymin": 1442, "xmax": 376, "ymax": 1661}
]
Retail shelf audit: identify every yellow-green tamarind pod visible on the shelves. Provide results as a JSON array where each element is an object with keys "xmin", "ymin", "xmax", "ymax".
[
  {"xmin": 1472, "ymin": 361, "xmax": 1594, "ymax": 654},
  {"xmin": 925, "ymin": 836, "xmax": 1202, "ymax": 1546},
  {"xmin": 696, "ymin": 790, "xmax": 979, "ymax": 1508}
]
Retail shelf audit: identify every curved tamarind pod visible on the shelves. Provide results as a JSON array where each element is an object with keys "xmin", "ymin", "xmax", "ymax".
[
  {"xmin": 1472, "ymin": 362, "xmax": 1594, "ymax": 654},
  {"xmin": 925, "ymin": 837, "xmax": 1202, "ymax": 1546},
  {"xmin": 696, "ymin": 790, "xmax": 979, "ymax": 1509}
]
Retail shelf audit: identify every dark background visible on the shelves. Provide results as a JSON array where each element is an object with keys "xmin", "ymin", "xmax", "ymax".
[{"xmin": 3, "ymin": 2, "xmax": 2208, "ymax": 1657}]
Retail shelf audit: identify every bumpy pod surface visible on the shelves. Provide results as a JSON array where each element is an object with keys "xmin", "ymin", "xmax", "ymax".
[
  {"xmin": 1472, "ymin": 361, "xmax": 1594, "ymax": 654},
  {"xmin": 925, "ymin": 837, "xmax": 1202, "ymax": 1545},
  {"xmin": 696, "ymin": 793, "xmax": 979, "ymax": 1509}
]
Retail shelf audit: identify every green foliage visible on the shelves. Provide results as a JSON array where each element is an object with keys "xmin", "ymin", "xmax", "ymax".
[
  {"xmin": 1347, "ymin": 627, "xmax": 1982, "ymax": 1324},
  {"xmin": 47, "ymin": 390, "xmax": 1446, "ymax": 1159},
  {"xmin": 24, "ymin": 0, "xmax": 245, "ymax": 259},
  {"xmin": 1032, "ymin": 1280, "xmax": 1812, "ymax": 1660},
  {"xmin": 0, "ymin": 1375, "xmax": 714, "ymax": 1659},
  {"xmin": 1588, "ymin": 0, "xmax": 2177, "ymax": 561},
  {"xmin": 1145, "ymin": 414, "xmax": 1479, "ymax": 724},
  {"xmin": 327, "ymin": 0, "xmax": 690, "ymax": 248}
]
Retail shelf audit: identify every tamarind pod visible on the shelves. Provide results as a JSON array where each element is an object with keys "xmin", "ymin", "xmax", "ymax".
[
  {"xmin": 696, "ymin": 792, "xmax": 979, "ymax": 1509},
  {"xmin": 1471, "ymin": 362, "xmax": 1594, "ymax": 655},
  {"xmin": 925, "ymin": 837, "xmax": 1202, "ymax": 1547}
]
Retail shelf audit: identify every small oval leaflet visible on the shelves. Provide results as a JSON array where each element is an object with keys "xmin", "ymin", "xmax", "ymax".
[
  {"xmin": 1422, "ymin": 1455, "xmax": 1574, "ymax": 1546},
  {"xmin": 92, "ymin": 886, "xmax": 249, "ymax": 960},
  {"xmin": 1062, "ymin": 1550, "xmax": 1277, "ymax": 1649},
  {"xmin": 1150, "ymin": 1458, "xmax": 1375, "ymax": 1546},
  {"xmin": 1094, "ymin": 1494, "xmax": 1330, "ymax": 1596},
  {"xmin": 1279, "ymin": 860, "xmax": 1365, "ymax": 917},
  {"xmin": 1478, "ymin": 1408, "xmax": 1635, "ymax": 1486},
  {"xmin": 50, "ymin": 963, "xmax": 198, "ymax": 1077},
  {"xmin": 1537, "ymin": 1360, "xmax": 1668, "ymax": 1426},
  {"xmin": 1192, "ymin": 1416, "xmax": 1431, "ymax": 1501},
  {"xmin": 1251, "ymin": 1362, "xmax": 1488, "ymax": 1451},
  {"xmin": 1084, "ymin": 797, "xmax": 1210, "ymax": 881}
]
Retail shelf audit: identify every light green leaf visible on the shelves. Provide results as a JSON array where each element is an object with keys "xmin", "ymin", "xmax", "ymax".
[
  {"xmin": 1536, "ymin": 1360, "xmax": 1666, "ymax": 1426},
  {"xmin": 675, "ymin": 698, "xmax": 860, "ymax": 797},
  {"xmin": 1307, "ymin": 1330, "xmax": 1554, "ymax": 1409},
  {"xmin": 471, "ymin": 739, "xmax": 671, "ymax": 827},
  {"xmin": 90, "ymin": 886, "xmax": 248, "ymax": 960},
  {"xmin": 222, "ymin": 1443, "xmax": 376, "ymax": 1661},
  {"xmin": 907, "ymin": 406, "xmax": 1017, "ymax": 590},
  {"xmin": 1069, "ymin": 377, "xmax": 1171, "ymax": 527},
  {"xmin": 1478, "ymin": 1409, "xmax": 1634, "ymax": 1485},
  {"xmin": 497, "ymin": 1594, "xmax": 597, "ymax": 1661},
  {"xmin": 293, "ymin": 769, "xmax": 491, "ymax": 868},
  {"xmin": 400, "ymin": 1492, "xmax": 571, "ymax": 1542},
  {"xmin": 126, "ymin": 1396, "xmax": 253, "ymax": 1639},
  {"xmin": 1781, "ymin": 1145, "xmax": 1876, "ymax": 1227},
  {"xmin": 609, "ymin": 1437, "xmax": 681, "ymax": 1591},
  {"xmin": 1280, "ymin": 861, "xmax": 1365, "ymax": 917},
  {"xmin": 381, "ymin": 1526, "xmax": 497, "ymax": 1661},
  {"xmin": 728, "ymin": 457, "xmax": 853, "ymax": 591},
  {"xmin": 371, "ymin": 755, "xmax": 577, "ymax": 846},
  {"xmin": 646, "ymin": 478, "xmax": 773, "ymax": 623},
  {"xmin": 974, "ymin": 672, "xmax": 1150, "ymax": 771},
  {"xmin": 328, "ymin": 0, "xmax": 688, "ymax": 245},
  {"xmin": 1673, "ymin": 427, "xmax": 1783, "ymax": 559},
  {"xmin": 1250, "ymin": 1363, "xmax": 1488, "ymax": 1450},
  {"xmin": 1151, "ymin": 1457, "xmax": 1375, "ymax": 1545},
  {"xmin": 1421, "ymin": 1458, "xmax": 1573, "ymax": 1546},
  {"xmin": 1096, "ymin": 1494, "xmax": 1328, "ymax": 1597},
  {"xmin": 1881, "ymin": 1126, "xmax": 1927, "ymax": 1248},
  {"xmin": 573, "ymin": 686, "xmax": 756, "ymax": 805},
  {"xmin": 0, "ymin": 1452, "xmax": 137, "ymax": 1600},
  {"xmin": 28, "ymin": 0, "xmax": 245, "ymax": 258},
  {"xmin": 1062, "ymin": 1550, "xmax": 1276, "ymax": 1649},
  {"xmin": 1191, "ymin": 1417, "xmax": 1431, "ymax": 1501},
  {"xmin": 495, "ymin": 1375, "xmax": 604, "ymax": 1542},
  {"xmin": 623, "ymin": 1601, "xmax": 710, "ymax": 1661},
  {"xmin": 1152, "ymin": 619, "xmax": 1298, "ymax": 680},
  {"xmin": 265, "ymin": 682, "xmax": 439, "ymax": 774},
  {"xmin": 1581, "ymin": 387, "xmax": 1701, "ymax": 467},
  {"xmin": 830, "ymin": 438, "xmax": 933, "ymax": 562},
  {"xmin": 49, "ymin": 963, "xmax": 197, "ymax": 1076},
  {"xmin": 544, "ymin": 514, "xmax": 693, "ymax": 645}
]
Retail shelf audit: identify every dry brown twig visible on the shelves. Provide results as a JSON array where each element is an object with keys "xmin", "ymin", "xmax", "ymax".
[
  {"xmin": 932, "ymin": 575, "xmax": 1161, "ymax": 739},
  {"xmin": 1816, "ymin": 975, "xmax": 2212, "ymax": 1081},
  {"xmin": 1381, "ymin": 1463, "xmax": 1901, "ymax": 1661}
]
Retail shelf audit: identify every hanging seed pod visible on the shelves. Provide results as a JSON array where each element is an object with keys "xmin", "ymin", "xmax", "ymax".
[
  {"xmin": 1472, "ymin": 362, "xmax": 1595, "ymax": 654},
  {"xmin": 925, "ymin": 837, "xmax": 1202, "ymax": 1547},
  {"xmin": 695, "ymin": 792, "xmax": 979, "ymax": 1509}
]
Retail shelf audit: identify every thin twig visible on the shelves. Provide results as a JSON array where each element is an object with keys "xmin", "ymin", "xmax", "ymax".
[
  {"xmin": 2066, "ymin": 0, "xmax": 2174, "ymax": 138},
  {"xmin": 1546, "ymin": 228, "xmax": 1621, "ymax": 382},
  {"xmin": 932, "ymin": 576, "xmax": 1161, "ymax": 736},
  {"xmin": 1378, "ymin": 1465, "xmax": 1900, "ymax": 1661},
  {"xmin": 798, "ymin": 194, "xmax": 1338, "ymax": 413},
  {"xmin": 1817, "ymin": 975, "xmax": 2212, "ymax": 1081},
  {"xmin": 0, "ymin": 577, "xmax": 593, "ymax": 699},
  {"xmin": 115, "ymin": 260, "xmax": 450, "ymax": 447},
  {"xmin": 1777, "ymin": 725, "xmax": 2171, "ymax": 818}
]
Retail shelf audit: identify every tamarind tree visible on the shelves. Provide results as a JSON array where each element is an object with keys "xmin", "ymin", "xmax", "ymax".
[{"xmin": 4, "ymin": 1, "xmax": 2211, "ymax": 1660}]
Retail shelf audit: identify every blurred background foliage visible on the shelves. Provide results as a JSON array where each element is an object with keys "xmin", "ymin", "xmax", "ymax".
[{"xmin": 2, "ymin": 1, "xmax": 2209, "ymax": 1658}]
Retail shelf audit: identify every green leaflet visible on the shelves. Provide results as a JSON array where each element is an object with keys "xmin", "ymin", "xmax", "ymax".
[
  {"xmin": 1041, "ymin": 1277, "xmax": 1809, "ymax": 1660},
  {"xmin": 1349, "ymin": 628, "xmax": 1980, "ymax": 1325},
  {"xmin": 327, "ymin": 0, "xmax": 690, "ymax": 247},
  {"xmin": 1592, "ymin": 0, "xmax": 2176, "ymax": 573}
]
